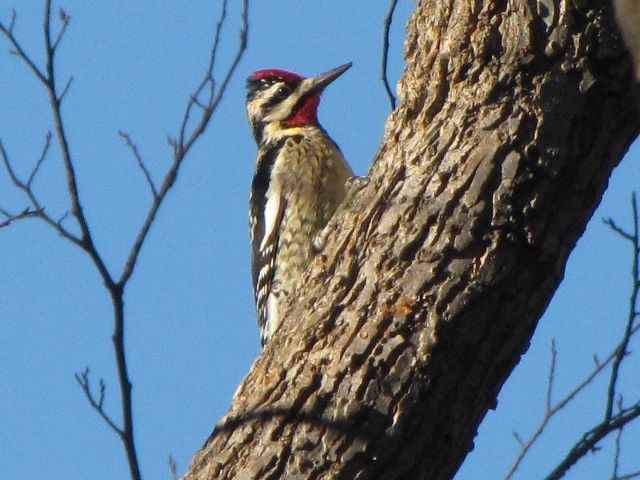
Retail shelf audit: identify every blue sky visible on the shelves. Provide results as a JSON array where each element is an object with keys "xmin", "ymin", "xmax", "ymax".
[{"xmin": 1, "ymin": 2, "xmax": 639, "ymax": 479}]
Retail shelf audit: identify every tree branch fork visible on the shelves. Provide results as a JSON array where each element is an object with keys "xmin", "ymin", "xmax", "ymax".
[{"xmin": 1, "ymin": 2, "xmax": 249, "ymax": 479}]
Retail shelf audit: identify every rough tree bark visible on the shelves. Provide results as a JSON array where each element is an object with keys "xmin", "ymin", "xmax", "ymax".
[{"xmin": 185, "ymin": 0, "xmax": 638, "ymax": 478}]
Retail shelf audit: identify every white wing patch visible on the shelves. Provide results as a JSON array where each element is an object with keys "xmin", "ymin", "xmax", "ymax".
[
  {"xmin": 260, "ymin": 187, "xmax": 282, "ymax": 250},
  {"xmin": 265, "ymin": 292, "xmax": 281, "ymax": 343}
]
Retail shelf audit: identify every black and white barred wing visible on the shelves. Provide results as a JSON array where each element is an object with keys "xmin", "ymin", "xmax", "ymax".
[{"xmin": 249, "ymin": 149, "xmax": 285, "ymax": 345}]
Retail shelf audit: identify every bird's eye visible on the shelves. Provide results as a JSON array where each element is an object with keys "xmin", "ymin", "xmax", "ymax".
[{"xmin": 275, "ymin": 85, "xmax": 291, "ymax": 98}]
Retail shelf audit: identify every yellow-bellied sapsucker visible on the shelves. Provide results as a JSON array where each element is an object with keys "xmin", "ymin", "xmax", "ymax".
[{"xmin": 246, "ymin": 63, "xmax": 353, "ymax": 347}]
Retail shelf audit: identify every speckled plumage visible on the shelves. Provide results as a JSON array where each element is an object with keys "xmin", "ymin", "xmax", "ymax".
[{"xmin": 246, "ymin": 64, "xmax": 353, "ymax": 347}]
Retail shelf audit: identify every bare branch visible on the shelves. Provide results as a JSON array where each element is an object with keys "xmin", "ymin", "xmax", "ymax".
[
  {"xmin": 75, "ymin": 367, "xmax": 122, "ymax": 436},
  {"xmin": 0, "ymin": 206, "xmax": 13, "ymax": 218},
  {"xmin": 546, "ymin": 401, "xmax": 640, "ymax": 480},
  {"xmin": 504, "ymin": 324, "xmax": 640, "ymax": 479},
  {"xmin": 511, "ymin": 431, "xmax": 524, "ymax": 447},
  {"xmin": 8, "ymin": 9, "xmax": 16, "ymax": 33},
  {"xmin": 0, "ymin": 10, "xmax": 47, "ymax": 84},
  {"xmin": 169, "ymin": 456, "xmax": 178, "ymax": 480},
  {"xmin": 39, "ymin": 0, "xmax": 114, "ymax": 285},
  {"xmin": 546, "ymin": 339, "xmax": 557, "ymax": 413},
  {"xmin": 3, "ymin": 4, "xmax": 250, "ymax": 480},
  {"xmin": 27, "ymin": 131, "xmax": 52, "ymax": 189},
  {"xmin": 1, "ymin": 138, "xmax": 25, "ymax": 189},
  {"xmin": 9, "ymin": 5, "xmax": 109, "ymax": 276},
  {"xmin": 178, "ymin": 0, "xmax": 227, "ymax": 149},
  {"xmin": 0, "ymin": 206, "xmax": 41, "ymax": 228},
  {"xmin": 52, "ymin": 8, "xmax": 70, "ymax": 52},
  {"xmin": 603, "ymin": 217, "xmax": 634, "ymax": 242},
  {"xmin": 185, "ymin": 0, "xmax": 248, "ymax": 154},
  {"xmin": 1, "ymin": 137, "xmax": 82, "ymax": 243},
  {"xmin": 617, "ymin": 471, "xmax": 640, "ymax": 480},
  {"xmin": 57, "ymin": 210, "xmax": 69, "ymax": 227},
  {"xmin": 381, "ymin": 0, "xmax": 399, "ymax": 111},
  {"xmin": 3, "ymin": 134, "xmax": 85, "ymax": 247},
  {"xmin": 118, "ymin": 131, "xmax": 157, "ymax": 198},
  {"xmin": 167, "ymin": 136, "xmax": 178, "ymax": 153},
  {"xmin": 106, "ymin": 291, "xmax": 142, "ymax": 480},
  {"xmin": 507, "ymin": 195, "xmax": 640, "ymax": 479},
  {"xmin": 611, "ymin": 397, "xmax": 624, "ymax": 480},
  {"xmin": 189, "ymin": 93, "xmax": 209, "ymax": 111},
  {"xmin": 117, "ymin": 0, "xmax": 249, "ymax": 288},
  {"xmin": 111, "ymin": 5, "xmax": 248, "ymax": 479},
  {"xmin": 58, "ymin": 75, "xmax": 74, "ymax": 103},
  {"xmin": 539, "ymin": 196, "xmax": 640, "ymax": 480},
  {"xmin": 605, "ymin": 193, "xmax": 639, "ymax": 422}
]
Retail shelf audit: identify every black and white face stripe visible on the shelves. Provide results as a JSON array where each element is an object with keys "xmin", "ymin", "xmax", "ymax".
[
  {"xmin": 246, "ymin": 76, "xmax": 306, "ymax": 142},
  {"xmin": 246, "ymin": 77, "xmax": 301, "ymax": 116},
  {"xmin": 262, "ymin": 83, "xmax": 294, "ymax": 110},
  {"xmin": 247, "ymin": 76, "xmax": 300, "ymax": 102},
  {"xmin": 246, "ymin": 64, "xmax": 351, "ymax": 144}
]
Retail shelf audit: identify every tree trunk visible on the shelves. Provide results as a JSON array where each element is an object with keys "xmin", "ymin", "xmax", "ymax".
[{"xmin": 184, "ymin": 0, "xmax": 638, "ymax": 478}]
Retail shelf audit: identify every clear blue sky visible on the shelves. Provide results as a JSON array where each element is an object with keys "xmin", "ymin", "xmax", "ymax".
[{"xmin": 1, "ymin": 1, "xmax": 638, "ymax": 479}]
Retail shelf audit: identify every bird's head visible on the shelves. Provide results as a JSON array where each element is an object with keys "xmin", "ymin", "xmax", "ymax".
[{"xmin": 246, "ymin": 62, "xmax": 352, "ymax": 143}]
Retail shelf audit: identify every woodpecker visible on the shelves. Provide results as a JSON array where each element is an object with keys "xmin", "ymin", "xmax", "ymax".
[{"xmin": 246, "ymin": 62, "xmax": 353, "ymax": 347}]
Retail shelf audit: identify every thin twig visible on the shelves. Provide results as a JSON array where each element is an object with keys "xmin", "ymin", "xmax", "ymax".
[
  {"xmin": 1, "ymin": 138, "xmax": 25, "ymax": 188},
  {"xmin": 75, "ymin": 368, "xmax": 122, "ymax": 436},
  {"xmin": 117, "ymin": 0, "xmax": 249, "ymax": 288},
  {"xmin": 32, "ymin": 0, "xmax": 115, "ymax": 282},
  {"xmin": 57, "ymin": 210, "xmax": 69, "ymax": 227},
  {"xmin": 0, "ymin": 206, "xmax": 13, "ymax": 218},
  {"xmin": 58, "ymin": 75, "xmax": 74, "ymax": 103},
  {"xmin": 381, "ymin": 0, "xmax": 399, "ymax": 111},
  {"xmin": 2, "ymin": 2, "xmax": 134, "ymax": 476},
  {"xmin": 506, "ymin": 196, "xmax": 640, "ymax": 480},
  {"xmin": 0, "ymin": 138, "xmax": 82, "ymax": 245},
  {"xmin": 545, "ymin": 401, "xmax": 640, "ymax": 480},
  {"xmin": 511, "ymin": 431, "xmax": 524, "ymax": 447},
  {"xmin": 169, "ymin": 456, "xmax": 178, "ymax": 480},
  {"xmin": 541, "ymin": 195, "xmax": 640, "ymax": 480},
  {"xmin": 546, "ymin": 339, "xmax": 557, "ymax": 413},
  {"xmin": 611, "ymin": 397, "xmax": 624, "ymax": 480},
  {"xmin": 604, "ymin": 217, "xmax": 634, "ymax": 242},
  {"xmin": 8, "ymin": 9, "xmax": 16, "ymax": 32},
  {"xmin": 617, "ymin": 471, "xmax": 640, "ymax": 480},
  {"xmin": 111, "ymin": 3, "xmax": 248, "ymax": 477},
  {"xmin": 189, "ymin": 93, "xmax": 208, "ymax": 111},
  {"xmin": 178, "ymin": 0, "xmax": 227, "ymax": 150},
  {"xmin": 0, "ymin": 11, "xmax": 48, "ymax": 84},
  {"xmin": 504, "ymin": 325, "xmax": 640, "ymax": 479},
  {"xmin": 0, "ymin": 206, "xmax": 41, "ymax": 227},
  {"xmin": 44, "ymin": 1, "xmax": 98, "ymax": 246},
  {"xmin": 52, "ymin": 8, "xmax": 70, "ymax": 51},
  {"xmin": 27, "ymin": 131, "xmax": 52, "ymax": 188},
  {"xmin": 605, "ymin": 194, "xmax": 639, "ymax": 422},
  {"xmin": 119, "ymin": 131, "xmax": 157, "ymax": 198},
  {"xmin": 2, "ymin": 4, "xmax": 251, "ymax": 480}
]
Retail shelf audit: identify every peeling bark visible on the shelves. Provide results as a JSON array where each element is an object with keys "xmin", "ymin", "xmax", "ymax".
[{"xmin": 185, "ymin": 0, "xmax": 638, "ymax": 478}]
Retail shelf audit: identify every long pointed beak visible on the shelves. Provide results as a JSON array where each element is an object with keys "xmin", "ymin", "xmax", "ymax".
[{"xmin": 300, "ymin": 62, "xmax": 352, "ymax": 96}]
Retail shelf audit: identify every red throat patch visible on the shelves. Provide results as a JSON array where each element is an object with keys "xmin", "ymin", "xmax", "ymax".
[
  {"xmin": 249, "ymin": 68, "xmax": 321, "ymax": 127},
  {"xmin": 287, "ymin": 94, "xmax": 320, "ymax": 127}
]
